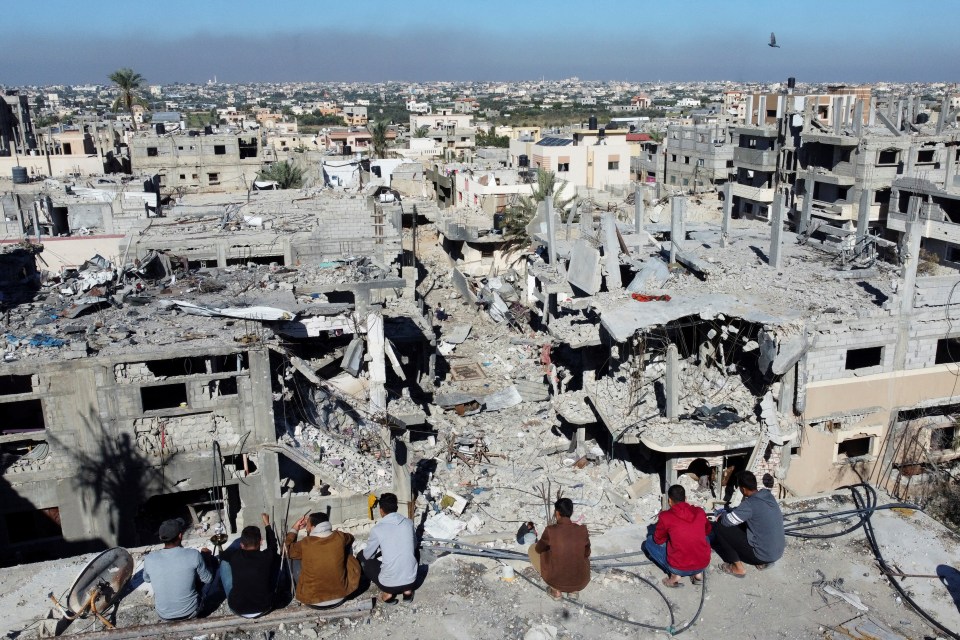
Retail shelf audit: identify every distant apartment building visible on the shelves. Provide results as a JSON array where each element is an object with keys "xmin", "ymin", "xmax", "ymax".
[
  {"xmin": 410, "ymin": 112, "xmax": 476, "ymax": 154},
  {"xmin": 406, "ymin": 100, "xmax": 431, "ymax": 114},
  {"xmin": 340, "ymin": 105, "xmax": 368, "ymax": 126},
  {"xmin": 508, "ymin": 130, "xmax": 631, "ymax": 191}
]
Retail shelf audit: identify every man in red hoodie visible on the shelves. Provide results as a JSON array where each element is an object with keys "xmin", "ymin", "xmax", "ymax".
[{"xmin": 642, "ymin": 484, "xmax": 712, "ymax": 587}]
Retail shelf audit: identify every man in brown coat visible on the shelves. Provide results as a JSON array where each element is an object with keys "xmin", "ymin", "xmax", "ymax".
[
  {"xmin": 528, "ymin": 497, "xmax": 591, "ymax": 599},
  {"xmin": 285, "ymin": 512, "xmax": 362, "ymax": 608}
]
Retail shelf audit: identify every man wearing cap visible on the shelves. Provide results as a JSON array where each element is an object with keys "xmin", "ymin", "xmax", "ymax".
[{"xmin": 142, "ymin": 518, "xmax": 218, "ymax": 621}]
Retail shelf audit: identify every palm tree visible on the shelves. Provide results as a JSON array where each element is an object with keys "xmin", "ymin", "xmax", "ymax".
[
  {"xmin": 501, "ymin": 169, "xmax": 574, "ymax": 257},
  {"xmin": 109, "ymin": 68, "xmax": 146, "ymax": 131},
  {"xmin": 368, "ymin": 120, "xmax": 390, "ymax": 159},
  {"xmin": 258, "ymin": 160, "xmax": 305, "ymax": 189},
  {"xmin": 413, "ymin": 125, "xmax": 430, "ymax": 138}
]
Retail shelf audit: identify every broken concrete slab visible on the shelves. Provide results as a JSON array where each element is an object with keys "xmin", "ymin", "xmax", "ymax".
[
  {"xmin": 626, "ymin": 259, "xmax": 670, "ymax": 292},
  {"xmin": 443, "ymin": 324, "xmax": 472, "ymax": 344},
  {"xmin": 481, "ymin": 385, "xmax": 523, "ymax": 412},
  {"xmin": 566, "ymin": 239, "xmax": 602, "ymax": 295}
]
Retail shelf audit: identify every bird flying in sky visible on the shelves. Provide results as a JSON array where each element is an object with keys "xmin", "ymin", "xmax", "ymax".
[{"xmin": 769, "ymin": 32, "xmax": 781, "ymax": 48}]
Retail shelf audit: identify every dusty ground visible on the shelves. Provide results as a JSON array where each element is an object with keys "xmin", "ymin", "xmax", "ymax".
[{"xmin": 3, "ymin": 494, "xmax": 958, "ymax": 640}]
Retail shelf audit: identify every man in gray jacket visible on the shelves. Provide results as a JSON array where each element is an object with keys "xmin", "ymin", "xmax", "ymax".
[
  {"xmin": 713, "ymin": 471, "xmax": 785, "ymax": 577},
  {"xmin": 361, "ymin": 493, "xmax": 419, "ymax": 603},
  {"xmin": 142, "ymin": 518, "xmax": 218, "ymax": 620}
]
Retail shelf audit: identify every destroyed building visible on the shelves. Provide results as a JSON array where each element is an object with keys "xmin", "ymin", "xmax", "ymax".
[
  {"xmin": 0, "ymin": 182, "xmax": 436, "ymax": 567},
  {"xmin": 129, "ymin": 130, "xmax": 262, "ymax": 193}
]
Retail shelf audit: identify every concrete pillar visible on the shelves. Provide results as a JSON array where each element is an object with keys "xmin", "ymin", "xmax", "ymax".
[
  {"xmin": 769, "ymin": 192, "xmax": 785, "ymax": 269},
  {"xmin": 853, "ymin": 99, "xmax": 864, "ymax": 137},
  {"xmin": 868, "ymin": 97, "xmax": 877, "ymax": 127},
  {"xmin": 856, "ymin": 188, "xmax": 872, "ymax": 243},
  {"xmin": 799, "ymin": 176, "xmax": 814, "ymax": 234},
  {"xmin": 601, "ymin": 211, "xmax": 622, "ymax": 289},
  {"xmin": 367, "ymin": 312, "xmax": 387, "ymax": 413},
  {"xmin": 833, "ymin": 98, "xmax": 843, "ymax": 134},
  {"xmin": 665, "ymin": 344, "xmax": 680, "ymax": 419},
  {"xmin": 669, "ymin": 196, "xmax": 685, "ymax": 263},
  {"xmin": 721, "ymin": 181, "xmax": 732, "ymax": 247},
  {"xmin": 945, "ymin": 148, "xmax": 957, "ymax": 188},
  {"xmin": 634, "ymin": 185, "xmax": 644, "ymax": 236},
  {"xmin": 894, "ymin": 196, "xmax": 924, "ymax": 370},
  {"xmin": 896, "ymin": 99, "xmax": 905, "ymax": 130},
  {"xmin": 778, "ymin": 363, "xmax": 796, "ymax": 414},
  {"xmin": 390, "ymin": 433, "xmax": 413, "ymax": 518},
  {"xmin": 745, "ymin": 95, "xmax": 754, "ymax": 126},
  {"xmin": 937, "ymin": 95, "xmax": 951, "ymax": 135},
  {"xmin": 758, "ymin": 96, "xmax": 767, "ymax": 125},
  {"xmin": 900, "ymin": 197, "xmax": 923, "ymax": 316},
  {"xmin": 545, "ymin": 197, "xmax": 557, "ymax": 266},
  {"xmin": 905, "ymin": 146, "xmax": 915, "ymax": 176}
]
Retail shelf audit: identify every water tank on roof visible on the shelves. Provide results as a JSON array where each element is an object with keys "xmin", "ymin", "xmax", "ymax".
[
  {"xmin": 343, "ymin": 145, "xmax": 352, "ymax": 155},
  {"xmin": 155, "ymin": 123, "xmax": 165, "ymax": 135},
  {"xmin": 204, "ymin": 125, "xmax": 213, "ymax": 135},
  {"xmin": 787, "ymin": 77, "xmax": 796, "ymax": 89},
  {"xmin": 518, "ymin": 154, "xmax": 529, "ymax": 168},
  {"xmin": 11, "ymin": 166, "xmax": 28, "ymax": 184},
  {"xmin": 588, "ymin": 115, "xmax": 598, "ymax": 130}
]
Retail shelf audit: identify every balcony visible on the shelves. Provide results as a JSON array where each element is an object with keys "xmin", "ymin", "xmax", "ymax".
[
  {"xmin": 734, "ymin": 147, "xmax": 777, "ymax": 171},
  {"xmin": 730, "ymin": 182, "xmax": 775, "ymax": 203}
]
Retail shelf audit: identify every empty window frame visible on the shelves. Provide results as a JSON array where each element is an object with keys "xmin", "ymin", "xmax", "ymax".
[
  {"xmin": 0, "ymin": 399, "xmax": 45, "ymax": 434},
  {"xmin": 213, "ymin": 145, "xmax": 227, "ymax": 155},
  {"xmin": 930, "ymin": 424, "xmax": 957, "ymax": 451},
  {"xmin": 845, "ymin": 346, "xmax": 883, "ymax": 370},
  {"xmin": 146, "ymin": 147, "xmax": 158, "ymax": 157},
  {"xmin": 877, "ymin": 149, "xmax": 899, "ymax": 165},
  {"xmin": 916, "ymin": 149, "xmax": 935, "ymax": 164},
  {"xmin": 935, "ymin": 337, "xmax": 960, "ymax": 364},
  {"xmin": 608, "ymin": 161, "xmax": 619, "ymax": 170},
  {"xmin": 141, "ymin": 383, "xmax": 188, "ymax": 411},
  {"xmin": 0, "ymin": 375, "xmax": 33, "ymax": 395},
  {"xmin": 837, "ymin": 436, "xmax": 872, "ymax": 459}
]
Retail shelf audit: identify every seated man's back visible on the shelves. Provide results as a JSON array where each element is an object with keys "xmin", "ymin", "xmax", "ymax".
[
  {"xmin": 286, "ymin": 512, "xmax": 361, "ymax": 605},
  {"xmin": 142, "ymin": 519, "xmax": 212, "ymax": 621},
  {"xmin": 221, "ymin": 515, "xmax": 278, "ymax": 615}
]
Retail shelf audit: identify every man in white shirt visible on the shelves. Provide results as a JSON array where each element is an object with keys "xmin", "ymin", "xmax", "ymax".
[{"xmin": 360, "ymin": 493, "xmax": 419, "ymax": 603}]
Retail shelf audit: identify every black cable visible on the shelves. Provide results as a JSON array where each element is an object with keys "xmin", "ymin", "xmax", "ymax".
[{"xmin": 852, "ymin": 484, "xmax": 960, "ymax": 640}]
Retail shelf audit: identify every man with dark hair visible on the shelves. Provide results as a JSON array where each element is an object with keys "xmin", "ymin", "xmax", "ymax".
[
  {"xmin": 361, "ymin": 492, "xmax": 419, "ymax": 603},
  {"xmin": 642, "ymin": 485, "xmax": 712, "ymax": 587},
  {"xmin": 220, "ymin": 513, "xmax": 278, "ymax": 617},
  {"xmin": 528, "ymin": 497, "xmax": 591, "ymax": 599},
  {"xmin": 286, "ymin": 511, "xmax": 362, "ymax": 608},
  {"xmin": 713, "ymin": 470, "xmax": 785, "ymax": 577},
  {"xmin": 142, "ymin": 518, "xmax": 217, "ymax": 621}
]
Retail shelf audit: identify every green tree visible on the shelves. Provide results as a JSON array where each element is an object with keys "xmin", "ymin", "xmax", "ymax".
[
  {"xmin": 413, "ymin": 125, "xmax": 430, "ymax": 138},
  {"xmin": 257, "ymin": 160, "xmax": 304, "ymax": 189},
  {"xmin": 368, "ymin": 119, "xmax": 390, "ymax": 159},
  {"xmin": 501, "ymin": 169, "xmax": 574, "ymax": 256},
  {"xmin": 476, "ymin": 126, "xmax": 510, "ymax": 148},
  {"xmin": 109, "ymin": 67, "xmax": 147, "ymax": 131}
]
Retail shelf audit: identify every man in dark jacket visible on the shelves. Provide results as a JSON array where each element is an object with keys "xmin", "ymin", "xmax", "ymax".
[
  {"xmin": 220, "ymin": 512, "xmax": 278, "ymax": 617},
  {"xmin": 528, "ymin": 498, "xmax": 591, "ymax": 599},
  {"xmin": 643, "ymin": 484, "xmax": 712, "ymax": 587},
  {"xmin": 713, "ymin": 470, "xmax": 785, "ymax": 577}
]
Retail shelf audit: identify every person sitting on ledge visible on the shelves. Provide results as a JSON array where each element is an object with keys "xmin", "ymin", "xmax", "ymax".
[
  {"xmin": 528, "ymin": 497, "xmax": 591, "ymax": 599},
  {"xmin": 642, "ymin": 484, "xmax": 712, "ymax": 587},
  {"xmin": 713, "ymin": 470, "xmax": 785, "ymax": 577},
  {"xmin": 286, "ymin": 512, "xmax": 362, "ymax": 609}
]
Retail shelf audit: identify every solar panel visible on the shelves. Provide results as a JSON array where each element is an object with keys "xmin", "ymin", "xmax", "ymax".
[{"xmin": 535, "ymin": 137, "xmax": 574, "ymax": 147}]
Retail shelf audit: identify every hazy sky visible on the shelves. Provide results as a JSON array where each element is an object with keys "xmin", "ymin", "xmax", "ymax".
[{"xmin": 4, "ymin": 0, "xmax": 958, "ymax": 85}]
